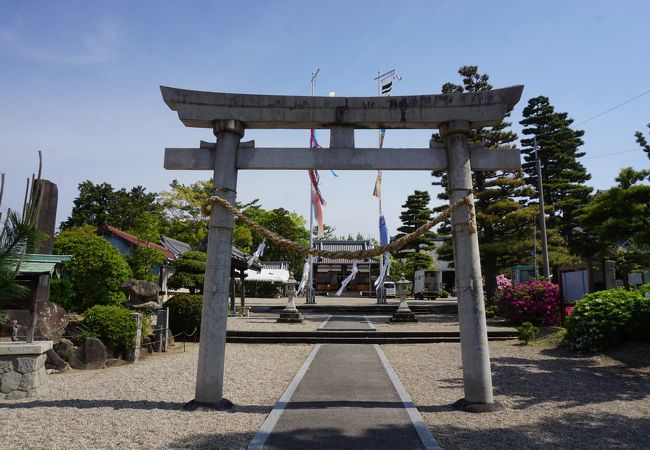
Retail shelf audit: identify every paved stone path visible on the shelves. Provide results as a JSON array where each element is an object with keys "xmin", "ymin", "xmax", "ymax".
[{"xmin": 249, "ymin": 316, "xmax": 440, "ymax": 450}]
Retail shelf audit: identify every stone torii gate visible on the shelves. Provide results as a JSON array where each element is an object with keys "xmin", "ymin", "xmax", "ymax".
[{"xmin": 161, "ymin": 85, "xmax": 524, "ymax": 411}]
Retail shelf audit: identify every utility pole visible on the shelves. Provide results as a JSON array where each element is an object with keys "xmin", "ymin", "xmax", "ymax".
[{"xmin": 535, "ymin": 137, "xmax": 551, "ymax": 278}]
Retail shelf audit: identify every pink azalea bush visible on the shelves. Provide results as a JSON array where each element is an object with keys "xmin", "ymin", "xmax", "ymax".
[{"xmin": 497, "ymin": 278, "xmax": 561, "ymax": 326}]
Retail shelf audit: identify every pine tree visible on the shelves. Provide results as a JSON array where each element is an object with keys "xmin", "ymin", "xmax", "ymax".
[
  {"xmin": 519, "ymin": 96, "xmax": 592, "ymax": 252},
  {"xmin": 393, "ymin": 190, "xmax": 435, "ymax": 259},
  {"xmin": 635, "ymin": 123, "xmax": 650, "ymax": 160},
  {"xmin": 431, "ymin": 66, "xmax": 538, "ymax": 296}
]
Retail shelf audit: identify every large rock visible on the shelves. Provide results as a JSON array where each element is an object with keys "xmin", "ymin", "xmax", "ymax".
[
  {"xmin": 120, "ymin": 279, "xmax": 160, "ymax": 304},
  {"xmin": 19, "ymin": 367, "xmax": 48, "ymax": 390},
  {"xmin": 45, "ymin": 349, "xmax": 69, "ymax": 372},
  {"xmin": 69, "ymin": 338, "xmax": 107, "ymax": 370},
  {"xmin": 1, "ymin": 370, "xmax": 21, "ymax": 393},
  {"xmin": 54, "ymin": 338, "xmax": 75, "ymax": 362},
  {"xmin": 0, "ymin": 301, "xmax": 68, "ymax": 343}
]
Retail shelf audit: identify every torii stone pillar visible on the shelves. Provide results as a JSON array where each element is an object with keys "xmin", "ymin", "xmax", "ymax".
[
  {"xmin": 161, "ymin": 85, "xmax": 524, "ymax": 411},
  {"xmin": 441, "ymin": 120, "xmax": 495, "ymax": 410},
  {"xmin": 189, "ymin": 119, "xmax": 243, "ymax": 410}
]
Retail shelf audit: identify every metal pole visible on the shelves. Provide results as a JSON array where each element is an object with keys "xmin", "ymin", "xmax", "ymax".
[
  {"xmin": 306, "ymin": 69, "xmax": 319, "ymax": 304},
  {"xmin": 535, "ymin": 137, "xmax": 551, "ymax": 278}
]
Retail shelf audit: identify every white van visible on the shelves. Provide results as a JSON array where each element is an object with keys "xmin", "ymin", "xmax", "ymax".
[{"xmin": 383, "ymin": 281, "xmax": 396, "ymax": 298}]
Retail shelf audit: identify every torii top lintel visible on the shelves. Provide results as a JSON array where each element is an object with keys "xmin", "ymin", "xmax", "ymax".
[{"xmin": 160, "ymin": 85, "xmax": 524, "ymax": 130}]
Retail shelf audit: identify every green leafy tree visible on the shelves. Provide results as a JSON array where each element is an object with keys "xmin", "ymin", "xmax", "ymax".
[
  {"xmin": 403, "ymin": 252, "xmax": 434, "ymax": 282},
  {"xmin": 52, "ymin": 226, "xmax": 131, "ymax": 312},
  {"xmin": 127, "ymin": 247, "xmax": 166, "ymax": 282},
  {"xmin": 393, "ymin": 190, "xmax": 435, "ymax": 259},
  {"xmin": 167, "ymin": 251, "xmax": 206, "ymax": 294},
  {"xmin": 635, "ymin": 123, "xmax": 650, "ymax": 160},
  {"xmin": 158, "ymin": 179, "xmax": 213, "ymax": 247},
  {"xmin": 519, "ymin": 96, "xmax": 592, "ymax": 252},
  {"xmin": 431, "ymin": 65, "xmax": 536, "ymax": 296},
  {"xmin": 252, "ymin": 208, "xmax": 309, "ymax": 275},
  {"xmin": 61, "ymin": 181, "xmax": 163, "ymax": 241}
]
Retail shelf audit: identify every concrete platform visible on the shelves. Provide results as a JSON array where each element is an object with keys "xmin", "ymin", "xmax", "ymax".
[{"xmin": 248, "ymin": 317, "xmax": 440, "ymax": 449}]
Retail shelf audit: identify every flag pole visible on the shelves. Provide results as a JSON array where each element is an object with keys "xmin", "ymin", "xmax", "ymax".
[{"xmin": 306, "ymin": 69, "xmax": 319, "ymax": 304}]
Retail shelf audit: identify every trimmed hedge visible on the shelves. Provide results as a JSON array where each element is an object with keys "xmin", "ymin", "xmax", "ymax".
[
  {"xmin": 565, "ymin": 289, "xmax": 650, "ymax": 352},
  {"xmin": 166, "ymin": 294, "xmax": 203, "ymax": 338},
  {"xmin": 83, "ymin": 305, "xmax": 137, "ymax": 355}
]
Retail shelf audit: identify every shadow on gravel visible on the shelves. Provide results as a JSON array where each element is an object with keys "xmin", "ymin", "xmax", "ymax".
[
  {"xmin": 0, "ymin": 399, "xmax": 189, "ymax": 410},
  {"xmin": 490, "ymin": 349, "xmax": 649, "ymax": 409},
  {"xmin": 431, "ymin": 411, "xmax": 650, "ymax": 450},
  {"xmin": 168, "ymin": 423, "xmax": 431, "ymax": 450}
]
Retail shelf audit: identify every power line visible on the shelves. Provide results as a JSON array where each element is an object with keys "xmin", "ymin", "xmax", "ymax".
[
  {"xmin": 582, "ymin": 148, "xmax": 641, "ymax": 160},
  {"xmin": 576, "ymin": 88, "xmax": 650, "ymax": 126}
]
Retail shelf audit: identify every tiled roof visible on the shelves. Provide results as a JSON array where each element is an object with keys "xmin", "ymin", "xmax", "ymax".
[
  {"xmin": 160, "ymin": 235, "xmax": 192, "ymax": 257},
  {"xmin": 314, "ymin": 240, "xmax": 378, "ymax": 264},
  {"xmin": 97, "ymin": 225, "xmax": 175, "ymax": 260}
]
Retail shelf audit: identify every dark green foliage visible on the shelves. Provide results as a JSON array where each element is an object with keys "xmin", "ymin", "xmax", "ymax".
[
  {"xmin": 431, "ymin": 65, "xmax": 538, "ymax": 297},
  {"xmin": 635, "ymin": 123, "xmax": 650, "ymax": 160},
  {"xmin": 52, "ymin": 227, "xmax": 131, "ymax": 312},
  {"xmin": 247, "ymin": 280, "xmax": 283, "ymax": 298},
  {"xmin": 439, "ymin": 289, "xmax": 449, "ymax": 298},
  {"xmin": 0, "ymin": 171, "xmax": 44, "ymax": 303},
  {"xmin": 565, "ymin": 289, "xmax": 650, "ymax": 352},
  {"xmin": 83, "ymin": 305, "xmax": 137, "ymax": 355},
  {"xmin": 127, "ymin": 247, "xmax": 166, "ymax": 282},
  {"xmin": 159, "ymin": 179, "xmax": 213, "ymax": 247},
  {"xmin": 579, "ymin": 168, "xmax": 650, "ymax": 248},
  {"xmin": 520, "ymin": 96, "xmax": 592, "ymax": 253},
  {"xmin": 61, "ymin": 181, "xmax": 163, "ymax": 241},
  {"xmin": 518, "ymin": 322, "xmax": 539, "ymax": 344},
  {"xmin": 165, "ymin": 293, "xmax": 203, "ymax": 337},
  {"xmin": 167, "ymin": 251, "xmax": 206, "ymax": 294},
  {"xmin": 393, "ymin": 190, "xmax": 435, "ymax": 259}
]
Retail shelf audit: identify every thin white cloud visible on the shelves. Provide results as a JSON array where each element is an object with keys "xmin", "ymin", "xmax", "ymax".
[{"xmin": 0, "ymin": 17, "xmax": 119, "ymax": 65}]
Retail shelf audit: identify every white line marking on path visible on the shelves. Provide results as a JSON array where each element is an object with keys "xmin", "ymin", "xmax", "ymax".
[
  {"xmin": 247, "ymin": 344, "xmax": 322, "ymax": 450},
  {"xmin": 373, "ymin": 344, "xmax": 442, "ymax": 450},
  {"xmin": 317, "ymin": 315, "xmax": 332, "ymax": 330},
  {"xmin": 363, "ymin": 315, "xmax": 375, "ymax": 329}
]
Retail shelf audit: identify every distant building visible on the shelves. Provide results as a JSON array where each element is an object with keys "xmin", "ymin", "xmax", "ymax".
[{"xmin": 313, "ymin": 240, "xmax": 378, "ymax": 296}]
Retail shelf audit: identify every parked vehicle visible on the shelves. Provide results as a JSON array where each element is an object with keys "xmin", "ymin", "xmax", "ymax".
[
  {"xmin": 383, "ymin": 281, "xmax": 396, "ymax": 298},
  {"xmin": 413, "ymin": 270, "xmax": 442, "ymax": 299}
]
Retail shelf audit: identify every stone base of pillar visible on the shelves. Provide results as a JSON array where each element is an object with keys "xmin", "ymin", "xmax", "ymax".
[
  {"xmin": 277, "ymin": 311, "xmax": 304, "ymax": 323},
  {"xmin": 184, "ymin": 398, "xmax": 234, "ymax": 411},
  {"xmin": 389, "ymin": 311, "xmax": 418, "ymax": 323},
  {"xmin": 453, "ymin": 398, "xmax": 503, "ymax": 413}
]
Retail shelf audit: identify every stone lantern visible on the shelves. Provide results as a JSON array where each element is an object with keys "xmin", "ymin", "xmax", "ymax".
[
  {"xmin": 277, "ymin": 276, "xmax": 304, "ymax": 323},
  {"xmin": 390, "ymin": 275, "xmax": 417, "ymax": 323}
]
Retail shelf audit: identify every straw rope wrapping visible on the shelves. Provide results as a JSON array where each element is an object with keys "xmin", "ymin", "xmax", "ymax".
[{"xmin": 201, "ymin": 193, "xmax": 476, "ymax": 260}]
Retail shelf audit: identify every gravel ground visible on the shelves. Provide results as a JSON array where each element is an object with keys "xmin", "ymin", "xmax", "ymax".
[
  {"xmin": 0, "ymin": 343, "xmax": 311, "ymax": 449},
  {"xmin": 227, "ymin": 314, "xmax": 327, "ymax": 331},
  {"xmin": 382, "ymin": 341, "xmax": 650, "ymax": 450}
]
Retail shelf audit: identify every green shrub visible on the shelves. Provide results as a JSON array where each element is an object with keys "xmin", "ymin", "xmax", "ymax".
[
  {"xmin": 565, "ymin": 289, "xmax": 642, "ymax": 352},
  {"xmin": 53, "ymin": 227, "xmax": 131, "ymax": 312},
  {"xmin": 167, "ymin": 251, "xmax": 206, "ymax": 294},
  {"xmin": 127, "ymin": 247, "xmax": 166, "ymax": 282},
  {"xmin": 439, "ymin": 289, "xmax": 449, "ymax": 298},
  {"xmin": 166, "ymin": 294, "xmax": 203, "ymax": 338},
  {"xmin": 83, "ymin": 305, "xmax": 137, "ymax": 355},
  {"xmin": 518, "ymin": 321, "xmax": 539, "ymax": 345}
]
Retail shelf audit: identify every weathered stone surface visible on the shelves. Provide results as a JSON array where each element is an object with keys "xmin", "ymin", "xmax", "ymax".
[
  {"xmin": 0, "ymin": 301, "xmax": 68, "ymax": 342},
  {"xmin": 6, "ymin": 390, "xmax": 27, "ymax": 400},
  {"xmin": 105, "ymin": 358, "xmax": 127, "ymax": 368},
  {"xmin": 19, "ymin": 367, "xmax": 48, "ymax": 390},
  {"xmin": 120, "ymin": 279, "xmax": 160, "ymax": 304},
  {"xmin": 1, "ymin": 370, "xmax": 21, "ymax": 393},
  {"xmin": 0, "ymin": 392, "xmax": 5, "ymax": 400},
  {"xmin": 54, "ymin": 338, "xmax": 74, "ymax": 362},
  {"xmin": 45, "ymin": 349, "xmax": 69, "ymax": 372},
  {"xmin": 0, "ymin": 358, "xmax": 13, "ymax": 374},
  {"xmin": 14, "ymin": 353, "xmax": 46, "ymax": 374},
  {"xmin": 69, "ymin": 338, "xmax": 106, "ymax": 370}
]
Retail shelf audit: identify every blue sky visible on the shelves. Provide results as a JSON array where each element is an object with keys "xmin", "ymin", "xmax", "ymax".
[{"xmin": 1, "ymin": 0, "xmax": 649, "ymax": 239}]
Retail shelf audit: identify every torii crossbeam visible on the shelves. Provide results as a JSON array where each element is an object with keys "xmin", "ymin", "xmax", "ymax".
[{"xmin": 161, "ymin": 85, "xmax": 524, "ymax": 412}]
